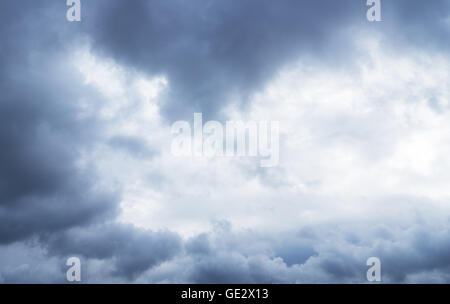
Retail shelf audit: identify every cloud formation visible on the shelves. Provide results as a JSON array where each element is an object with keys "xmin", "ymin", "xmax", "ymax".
[{"xmin": 1, "ymin": 0, "xmax": 450, "ymax": 283}]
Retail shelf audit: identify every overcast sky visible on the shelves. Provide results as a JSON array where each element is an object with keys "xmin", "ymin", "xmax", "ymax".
[{"xmin": 1, "ymin": 0, "xmax": 450, "ymax": 283}]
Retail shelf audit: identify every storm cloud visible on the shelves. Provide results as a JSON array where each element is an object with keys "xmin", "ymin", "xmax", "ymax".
[
  {"xmin": 0, "ymin": 0, "xmax": 181, "ymax": 280},
  {"xmin": 82, "ymin": 0, "xmax": 366, "ymax": 119},
  {"xmin": 1, "ymin": 0, "xmax": 450, "ymax": 283}
]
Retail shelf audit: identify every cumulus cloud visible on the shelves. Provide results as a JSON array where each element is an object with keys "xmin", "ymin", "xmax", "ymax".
[
  {"xmin": 0, "ymin": 1, "xmax": 182, "ymax": 282},
  {"xmin": 80, "ymin": 0, "xmax": 450, "ymax": 120},
  {"xmin": 0, "ymin": 1, "xmax": 118, "ymax": 244},
  {"xmin": 1, "ymin": 0, "xmax": 450, "ymax": 284},
  {"xmin": 132, "ymin": 218, "xmax": 450, "ymax": 284},
  {"xmin": 44, "ymin": 223, "xmax": 182, "ymax": 280},
  {"xmin": 81, "ymin": 0, "xmax": 367, "ymax": 120}
]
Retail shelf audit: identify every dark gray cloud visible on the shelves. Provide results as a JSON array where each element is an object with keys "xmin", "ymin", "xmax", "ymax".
[
  {"xmin": 1, "ymin": 0, "xmax": 450, "ymax": 284},
  {"xmin": 2, "ymin": 218, "xmax": 450, "ymax": 283},
  {"xmin": 81, "ymin": 0, "xmax": 450, "ymax": 120},
  {"xmin": 181, "ymin": 220, "xmax": 450, "ymax": 284},
  {"xmin": 44, "ymin": 223, "xmax": 182, "ymax": 280},
  {"xmin": 103, "ymin": 219, "xmax": 444, "ymax": 284},
  {"xmin": 0, "ymin": 1, "xmax": 117, "ymax": 244},
  {"xmin": 0, "ymin": 0, "xmax": 180, "ymax": 281},
  {"xmin": 82, "ymin": 0, "xmax": 366, "ymax": 120}
]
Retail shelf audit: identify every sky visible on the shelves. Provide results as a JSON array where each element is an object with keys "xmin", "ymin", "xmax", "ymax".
[{"xmin": 1, "ymin": 0, "xmax": 450, "ymax": 283}]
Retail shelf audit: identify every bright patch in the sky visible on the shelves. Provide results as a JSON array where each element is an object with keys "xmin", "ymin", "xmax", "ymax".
[{"xmin": 70, "ymin": 38, "xmax": 450, "ymax": 238}]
